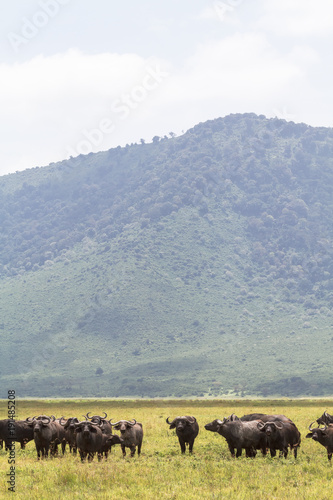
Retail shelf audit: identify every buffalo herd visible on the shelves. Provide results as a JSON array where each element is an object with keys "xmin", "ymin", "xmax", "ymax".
[{"xmin": 1, "ymin": 410, "xmax": 333, "ymax": 462}]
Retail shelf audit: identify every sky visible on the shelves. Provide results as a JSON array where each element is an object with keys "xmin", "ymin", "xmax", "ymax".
[{"xmin": 0, "ymin": 0, "xmax": 333, "ymax": 175}]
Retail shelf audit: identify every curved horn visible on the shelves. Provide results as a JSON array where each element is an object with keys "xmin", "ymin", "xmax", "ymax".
[
  {"xmin": 186, "ymin": 416, "xmax": 196, "ymax": 423},
  {"xmin": 25, "ymin": 416, "xmax": 36, "ymax": 422},
  {"xmin": 309, "ymin": 421, "xmax": 317, "ymax": 431},
  {"xmin": 257, "ymin": 421, "xmax": 265, "ymax": 430},
  {"xmin": 102, "ymin": 412, "xmax": 107, "ymax": 419},
  {"xmin": 50, "ymin": 415, "xmax": 56, "ymax": 422},
  {"xmin": 110, "ymin": 419, "xmax": 121, "ymax": 427},
  {"xmin": 166, "ymin": 417, "xmax": 172, "ymax": 425},
  {"xmin": 82, "ymin": 415, "xmax": 89, "ymax": 421},
  {"xmin": 127, "ymin": 419, "xmax": 136, "ymax": 426},
  {"xmin": 272, "ymin": 421, "xmax": 284, "ymax": 429},
  {"xmin": 86, "ymin": 412, "xmax": 93, "ymax": 419},
  {"xmin": 41, "ymin": 417, "xmax": 51, "ymax": 424},
  {"xmin": 59, "ymin": 417, "xmax": 66, "ymax": 426}
]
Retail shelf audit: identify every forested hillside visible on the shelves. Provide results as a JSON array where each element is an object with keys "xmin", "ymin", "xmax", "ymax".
[{"xmin": 1, "ymin": 113, "xmax": 333, "ymax": 398}]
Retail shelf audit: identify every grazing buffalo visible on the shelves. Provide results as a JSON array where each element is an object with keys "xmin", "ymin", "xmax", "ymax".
[
  {"xmin": 26, "ymin": 416, "xmax": 59, "ymax": 459},
  {"xmin": 59, "ymin": 417, "xmax": 79, "ymax": 454},
  {"xmin": 166, "ymin": 416, "xmax": 199, "ymax": 454},
  {"xmin": 306, "ymin": 422, "xmax": 333, "ymax": 461},
  {"xmin": 205, "ymin": 418, "xmax": 267, "ymax": 458},
  {"xmin": 257, "ymin": 420, "xmax": 301, "ymax": 458},
  {"xmin": 316, "ymin": 411, "xmax": 333, "ymax": 426},
  {"xmin": 74, "ymin": 420, "xmax": 104, "ymax": 462},
  {"xmin": 0, "ymin": 419, "xmax": 34, "ymax": 450},
  {"xmin": 110, "ymin": 419, "xmax": 143, "ymax": 457}
]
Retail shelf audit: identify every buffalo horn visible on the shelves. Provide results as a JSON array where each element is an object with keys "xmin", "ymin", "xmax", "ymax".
[
  {"xmin": 41, "ymin": 417, "xmax": 51, "ymax": 424},
  {"xmin": 59, "ymin": 417, "xmax": 66, "ymax": 426},
  {"xmin": 127, "ymin": 419, "xmax": 136, "ymax": 426},
  {"xmin": 110, "ymin": 419, "xmax": 121, "ymax": 426},
  {"xmin": 25, "ymin": 416, "xmax": 36, "ymax": 422},
  {"xmin": 257, "ymin": 421, "xmax": 265, "ymax": 430},
  {"xmin": 166, "ymin": 417, "xmax": 172, "ymax": 425},
  {"xmin": 309, "ymin": 421, "xmax": 317, "ymax": 431},
  {"xmin": 187, "ymin": 416, "xmax": 196, "ymax": 423}
]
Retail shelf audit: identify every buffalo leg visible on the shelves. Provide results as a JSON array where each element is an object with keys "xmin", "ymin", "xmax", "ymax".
[
  {"xmin": 189, "ymin": 440, "xmax": 195, "ymax": 453},
  {"xmin": 328, "ymin": 452, "xmax": 332, "ymax": 461},
  {"xmin": 236, "ymin": 448, "xmax": 242, "ymax": 458},
  {"xmin": 121, "ymin": 444, "xmax": 126, "ymax": 457},
  {"xmin": 178, "ymin": 438, "xmax": 186, "ymax": 454}
]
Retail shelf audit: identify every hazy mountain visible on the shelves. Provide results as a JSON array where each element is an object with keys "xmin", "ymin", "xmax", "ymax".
[{"xmin": 1, "ymin": 113, "xmax": 333, "ymax": 398}]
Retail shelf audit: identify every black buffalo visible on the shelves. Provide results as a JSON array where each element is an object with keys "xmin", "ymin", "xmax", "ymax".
[
  {"xmin": 85, "ymin": 412, "xmax": 113, "ymax": 435},
  {"xmin": 257, "ymin": 420, "xmax": 301, "ymax": 458},
  {"xmin": 316, "ymin": 411, "xmax": 333, "ymax": 426},
  {"xmin": 166, "ymin": 416, "xmax": 199, "ymax": 454},
  {"xmin": 110, "ymin": 419, "xmax": 143, "ymax": 457},
  {"xmin": 26, "ymin": 416, "xmax": 60, "ymax": 459},
  {"xmin": 205, "ymin": 418, "xmax": 267, "ymax": 458},
  {"xmin": 99, "ymin": 433, "xmax": 123, "ymax": 460},
  {"xmin": 74, "ymin": 420, "xmax": 104, "ymax": 462},
  {"xmin": 306, "ymin": 422, "xmax": 333, "ymax": 461},
  {"xmin": 0, "ymin": 418, "xmax": 34, "ymax": 450},
  {"xmin": 59, "ymin": 417, "xmax": 79, "ymax": 454},
  {"xmin": 240, "ymin": 413, "xmax": 293, "ymax": 424}
]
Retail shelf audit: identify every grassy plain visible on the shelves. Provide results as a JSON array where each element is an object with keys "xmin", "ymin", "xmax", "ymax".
[{"xmin": 0, "ymin": 399, "xmax": 332, "ymax": 499}]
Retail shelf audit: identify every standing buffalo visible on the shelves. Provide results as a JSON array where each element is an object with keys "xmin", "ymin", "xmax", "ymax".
[
  {"xmin": 316, "ymin": 411, "xmax": 333, "ymax": 426},
  {"xmin": 84, "ymin": 412, "xmax": 113, "ymax": 435},
  {"xmin": 0, "ymin": 419, "xmax": 34, "ymax": 450},
  {"xmin": 26, "ymin": 416, "xmax": 59, "ymax": 459},
  {"xmin": 74, "ymin": 419, "xmax": 104, "ymax": 462},
  {"xmin": 306, "ymin": 422, "xmax": 333, "ymax": 461},
  {"xmin": 205, "ymin": 418, "xmax": 267, "ymax": 458},
  {"xmin": 59, "ymin": 417, "xmax": 79, "ymax": 454},
  {"xmin": 257, "ymin": 420, "xmax": 301, "ymax": 458},
  {"xmin": 110, "ymin": 419, "xmax": 143, "ymax": 457},
  {"xmin": 166, "ymin": 416, "xmax": 199, "ymax": 454}
]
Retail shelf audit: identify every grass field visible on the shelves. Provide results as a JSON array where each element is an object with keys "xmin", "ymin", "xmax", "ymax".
[{"xmin": 1, "ymin": 399, "xmax": 332, "ymax": 499}]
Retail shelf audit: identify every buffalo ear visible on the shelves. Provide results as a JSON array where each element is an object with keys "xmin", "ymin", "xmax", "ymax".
[
  {"xmin": 169, "ymin": 422, "xmax": 176, "ymax": 429},
  {"xmin": 75, "ymin": 427, "xmax": 82, "ymax": 433},
  {"xmin": 305, "ymin": 432, "xmax": 313, "ymax": 438},
  {"xmin": 90, "ymin": 426, "xmax": 97, "ymax": 433}
]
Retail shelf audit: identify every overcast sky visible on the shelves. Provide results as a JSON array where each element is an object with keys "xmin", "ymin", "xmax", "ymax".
[{"xmin": 1, "ymin": 0, "xmax": 332, "ymax": 175}]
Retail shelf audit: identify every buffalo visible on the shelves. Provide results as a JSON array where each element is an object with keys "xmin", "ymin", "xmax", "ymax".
[
  {"xmin": 166, "ymin": 416, "xmax": 199, "ymax": 454},
  {"xmin": 257, "ymin": 420, "xmax": 301, "ymax": 458},
  {"xmin": 59, "ymin": 417, "xmax": 79, "ymax": 454},
  {"xmin": 26, "ymin": 416, "xmax": 60, "ymax": 459},
  {"xmin": 99, "ymin": 433, "xmax": 123, "ymax": 460},
  {"xmin": 110, "ymin": 419, "xmax": 143, "ymax": 457},
  {"xmin": 84, "ymin": 412, "xmax": 113, "ymax": 435},
  {"xmin": 74, "ymin": 419, "xmax": 104, "ymax": 462},
  {"xmin": 240, "ymin": 413, "xmax": 293, "ymax": 424},
  {"xmin": 205, "ymin": 418, "xmax": 267, "ymax": 458},
  {"xmin": 0, "ymin": 418, "xmax": 34, "ymax": 450},
  {"xmin": 316, "ymin": 411, "xmax": 333, "ymax": 426},
  {"xmin": 306, "ymin": 422, "xmax": 333, "ymax": 461}
]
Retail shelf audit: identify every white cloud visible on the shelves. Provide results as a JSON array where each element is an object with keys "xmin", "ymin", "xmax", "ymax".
[
  {"xmin": 259, "ymin": 0, "xmax": 333, "ymax": 37},
  {"xmin": 0, "ymin": 50, "xmax": 170, "ymax": 175}
]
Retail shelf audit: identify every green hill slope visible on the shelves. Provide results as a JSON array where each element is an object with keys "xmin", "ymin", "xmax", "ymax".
[{"xmin": 1, "ymin": 113, "xmax": 333, "ymax": 398}]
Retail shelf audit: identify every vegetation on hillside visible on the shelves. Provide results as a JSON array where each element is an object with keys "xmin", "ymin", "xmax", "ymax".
[{"xmin": 1, "ymin": 113, "xmax": 333, "ymax": 397}]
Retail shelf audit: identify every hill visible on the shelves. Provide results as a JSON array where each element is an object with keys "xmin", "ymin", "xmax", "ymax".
[{"xmin": 1, "ymin": 112, "xmax": 333, "ymax": 398}]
